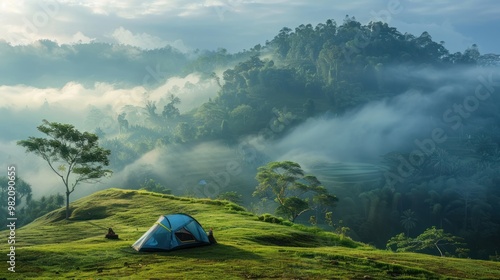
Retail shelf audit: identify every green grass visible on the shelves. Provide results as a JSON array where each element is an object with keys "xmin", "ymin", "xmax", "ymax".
[{"xmin": 2, "ymin": 188, "xmax": 499, "ymax": 279}]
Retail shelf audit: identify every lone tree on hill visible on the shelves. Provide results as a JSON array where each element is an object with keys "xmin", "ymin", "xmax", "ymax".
[
  {"xmin": 253, "ymin": 161, "xmax": 337, "ymax": 222},
  {"xmin": 386, "ymin": 226, "xmax": 468, "ymax": 258},
  {"xmin": 17, "ymin": 120, "xmax": 112, "ymax": 219}
]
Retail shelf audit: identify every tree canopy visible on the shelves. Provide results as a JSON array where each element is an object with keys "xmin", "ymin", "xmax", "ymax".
[
  {"xmin": 253, "ymin": 161, "xmax": 337, "ymax": 222},
  {"xmin": 387, "ymin": 226, "xmax": 468, "ymax": 257},
  {"xmin": 17, "ymin": 120, "xmax": 112, "ymax": 219}
]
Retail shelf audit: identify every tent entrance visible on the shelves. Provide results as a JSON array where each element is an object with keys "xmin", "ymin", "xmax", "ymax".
[{"xmin": 175, "ymin": 228, "xmax": 196, "ymax": 243}]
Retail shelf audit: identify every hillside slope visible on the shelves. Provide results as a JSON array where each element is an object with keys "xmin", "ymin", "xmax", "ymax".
[{"xmin": 2, "ymin": 188, "xmax": 500, "ymax": 279}]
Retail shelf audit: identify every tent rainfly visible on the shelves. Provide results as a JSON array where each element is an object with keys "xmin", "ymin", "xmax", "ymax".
[{"xmin": 132, "ymin": 213, "xmax": 211, "ymax": 252}]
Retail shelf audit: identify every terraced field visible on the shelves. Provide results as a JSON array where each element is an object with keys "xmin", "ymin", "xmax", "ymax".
[{"xmin": 309, "ymin": 161, "xmax": 386, "ymax": 187}]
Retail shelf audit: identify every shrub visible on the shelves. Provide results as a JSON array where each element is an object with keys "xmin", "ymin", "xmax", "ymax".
[
  {"xmin": 258, "ymin": 213, "xmax": 292, "ymax": 226},
  {"xmin": 225, "ymin": 203, "xmax": 247, "ymax": 212}
]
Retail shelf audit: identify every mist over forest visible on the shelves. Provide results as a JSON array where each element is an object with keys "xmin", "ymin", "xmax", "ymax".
[{"xmin": 2, "ymin": 16, "xmax": 500, "ymax": 259}]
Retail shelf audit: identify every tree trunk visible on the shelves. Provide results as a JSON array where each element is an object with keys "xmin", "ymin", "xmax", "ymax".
[
  {"xmin": 435, "ymin": 242, "xmax": 444, "ymax": 257},
  {"xmin": 66, "ymin": 191, "xmax": 70, "ymax": 220}
]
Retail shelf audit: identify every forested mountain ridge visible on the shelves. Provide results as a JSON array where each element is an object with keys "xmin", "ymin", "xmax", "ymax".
[{"xmin": 191, "ymin": 16, "xmax": 496, "ymax": 139}]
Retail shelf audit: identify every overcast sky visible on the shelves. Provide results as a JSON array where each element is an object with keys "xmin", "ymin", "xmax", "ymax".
[{"xmin": 1, "ymin": 0, "xmax": 499, "ymax": 54}]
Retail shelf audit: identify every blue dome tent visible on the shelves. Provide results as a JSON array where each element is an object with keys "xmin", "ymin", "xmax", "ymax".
[{"xmin": 132, "ymin": 213, "xmax": 211, "ymax": 252}]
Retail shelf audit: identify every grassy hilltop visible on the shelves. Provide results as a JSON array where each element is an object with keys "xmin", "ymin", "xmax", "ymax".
[{"xmin": 2, "ymin": 188, "xmax": 500, "ymax": 279}]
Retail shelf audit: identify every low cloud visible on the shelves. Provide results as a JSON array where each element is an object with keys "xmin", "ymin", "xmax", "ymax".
[
  {"xmin": 111, "ymin": 27, "xmax": 189, "ymax": 52},
  {"xmin": 1, "ymin": 72, "xmax": 218, "ymax": 122},
  {"xmin": 105, "ymin": 141, "xmax": 256, "ymax": 197},
  {"xmin": 0, "ymin": 72, "xmax": 220, "ymax": 199},
  {"xmin": 260, "ymin": 66, "xmax": 500, "ymax": 171}
]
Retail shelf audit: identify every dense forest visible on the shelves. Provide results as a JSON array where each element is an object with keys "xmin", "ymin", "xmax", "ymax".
[{"xmin": 2, "ymin": 16, "xmax": 499, "ymax": 260}]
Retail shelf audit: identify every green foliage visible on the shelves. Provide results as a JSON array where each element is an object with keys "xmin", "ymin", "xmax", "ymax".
[
  {"xmin": 216, "ymin": 191, "xmax": 243, "ymax": 204},
  {"xmin": 174, "ymin": 122, "xmax": 196, "ymax": 143},
  {"xmin": 258, "ymin": 213, "xmax": 293, "ymax": 226},
  {"xmin": 336, "ymin": 226, "xmax": 351, "ymax": 239},
  {"xmin": 0, "ymin": 176, "xmax": 32, "ymax": 205},
  {"xmin": 415, "ymin": 227, "xmax": 468, "ymax": 257},
  {"xmin": 276, "ymin": 197, "xmax": 309, "ymax": 221},
  {"xmin": 144, "ymin": 100, "xmax": 161, "ymax": 125},
  {"xmin": 330, "ymin": 219, "xmax": 351, "ymax": 239},
  {"xmin": 323, "ymin": 212, "xmax": 350, "ymax": 239},
  {"xmin": 229, "ymin": 104, "xmax": 257, "ymax": 134},
  {"xmin": 261, "ymin": 18, "xmax": 490, "ymax": 113},
  {"xmin": 0, "ymin": 176, "xmax": 33, "ymax": 225},
  {"xmin": 303, "ymin": 98, "xmax": 315, "ymax": 117},
  {"xmin": 162, "ymin": 94, "xmax": 181, "ymax": 119},
  {"xmin": 325, "ymin": 211, "xmax": 334, "ymax": 227},
  {"xmin": 400, "ymin": 209, "xmax": 418, "ymax": 236},
  {"xmin": 375, "ymin": 130, "xmax": 500, "ymax": 258},
  {"xmin": 386, "ymin": 233, "xmax": 413, "ymax": 252},
  {"xmin": 194, "ymin": 101, "xmax": 229, "ymax": 139},
  {"xmin": 117, "ymin": 112, "xmax": 129, "ymax": 134},
  {"xmin": 490, "ymin": 252, "xmax": 500, "ymax": 262},
  {"xmin": 309, "ymin": 215, "xmax": 317, "ymax": 226},
  {"xmin": 254, "ymin": 161, "xmax": 337, "ymax": 222},
  {"xmin": 387, "ymin": 227, "xmax": 469, "ymax": 258},
  {"xmin": 225, "ymin": 203, "xmax": 247, "ymax": 212},
  {"xmin": 139, "ymin": 178, "xmax": 172, "ymax": 194},
  {"xmin": 101, "ymin": 138, "xmax": 138, "ymax": 170},
  {"xmin": 186, "ymin": 18, "xmax": 488, "ymax": 141},
  {"xmin": 18, "ymin": 194, "xmax": 64, "ymax": 226},
  {"xmin": 17, "ymin": 120, "xmax": 112, "ymax": 219}
]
